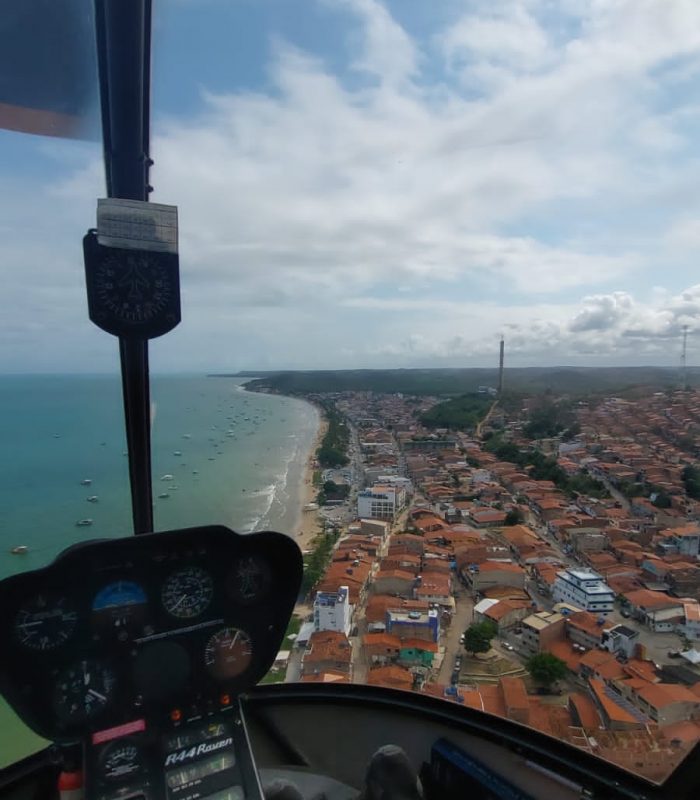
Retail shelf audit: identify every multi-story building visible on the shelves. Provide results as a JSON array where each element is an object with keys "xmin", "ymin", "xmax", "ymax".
[
  {"xmin": 357, "ymin": 484, "xmax": 406, "ymax": 520},
  {"xmin": 520, "ymin": 610, "xmax": 566, "ymax": 655},
  {"xmin": 386, "ymin": 609, "xmax": 439, "ymax": 643},
  {"xmin": 601, "ymin": 624, "xmax": 639, "ymax": 658},
  {"xmin": 553, "ymin": 568, "xmax": 614, "ymax": 614},
  {"xmin": 313, "ymin": 586, "xmax": 352, "ymax": 636}
]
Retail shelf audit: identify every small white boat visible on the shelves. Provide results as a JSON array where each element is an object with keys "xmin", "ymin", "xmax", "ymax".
[
  {"xmin": 10, "ymin": 545, "xmax": 28, "ymax": 555},
  {"xmin": 173, "ymin": 450, "xmax": 182, "ymax": 456},
  {"xmin": 87, "ymin": 495, "xmax": 99, "ymax": 503},
  {"xmin": 158, "ymin": 492, "xmax": 170, "ymax": 499},
  {"xmin": 160, "ymin": 474, "xmax": 174, "ymax": 481},
  {"xmin": 76, "ymin": 519, "xmax": 93, "ymax": 527},
  {"xmin": 80, "ymin": 478, "xmax": 92, "ymax": 486},
  {"xmin": 182, "ymin": 434, "xmax": 191, "ymax": 439}
]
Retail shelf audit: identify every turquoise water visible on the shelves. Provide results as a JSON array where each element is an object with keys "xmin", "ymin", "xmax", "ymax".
[{"xmin": 0, "ymin": 373, "xmax": 318, "ymax": 765}]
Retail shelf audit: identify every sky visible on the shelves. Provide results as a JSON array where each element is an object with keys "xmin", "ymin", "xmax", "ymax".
[{"xmin": 2, "ymin": 0, "xmax": 700, "ymax": 373}]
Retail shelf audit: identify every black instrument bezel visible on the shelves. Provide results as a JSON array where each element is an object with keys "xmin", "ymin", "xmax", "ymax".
[{"xmin": 0, "ymin": 526, "xmax": 302, "ymax": 742}]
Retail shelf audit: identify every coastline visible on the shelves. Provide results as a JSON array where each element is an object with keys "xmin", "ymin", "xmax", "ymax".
[
  {"xmin": 239, "ymin": 381, "xmax": 327, "ymax": 551},
  {"xmin": 294, "ymin": 413, "xmax": 329, "ymax": 552}
]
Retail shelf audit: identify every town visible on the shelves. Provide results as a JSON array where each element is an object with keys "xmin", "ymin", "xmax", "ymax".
[{"xmin": 269, "ymin": 386, "xmax": 700, "ymax": 783}]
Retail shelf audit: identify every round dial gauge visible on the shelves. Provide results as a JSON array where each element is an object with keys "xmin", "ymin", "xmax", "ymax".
[
  {"xmin": 92, "ymin": 580, "xmax": 148, "ymax": 638},
  {"xmin": 162, "ymin": 567, "xmax": 213, "ymax": 619},
  {"xmin": 228, "ymin": 555, "xmax": 271, "ymax": 605},
  {"xmin": 204, "ymin": 627, "xmax": 253, "ymax": 680},
  {"xmin": 53, "ymin": 660, "xmax": 116, "ymax": 723},
  {"xmin": 100, "ymin": 741, "xmax": 143, "ymax": 782},
  {"xmin": 96, "ymin": 252, "xmax": 173, "ymax": 324},
  {"xmin": 15, "ymin": 595, "xmax": 77, "ymax": 651}
]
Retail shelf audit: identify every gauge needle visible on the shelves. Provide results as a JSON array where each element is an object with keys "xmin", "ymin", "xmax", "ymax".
[
  {"xmin": 229, "ymin": 631, "xmax": 240, "ymax": 649},
  {"xmin": 88, "ymin": 688, "xmax": 106, "ymax": 702},
  {"xmin": 18, "ymin": 621, "xmax": 43, "ymax": 627},
  {"xmin": 172, "ymin": 594, "xmax": 187, "ymax": 610}
]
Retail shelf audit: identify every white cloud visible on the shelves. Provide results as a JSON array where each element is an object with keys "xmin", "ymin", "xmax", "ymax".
[{"xmin": 2, "ymin": 0, "xmax": 700, "ymax": 371}]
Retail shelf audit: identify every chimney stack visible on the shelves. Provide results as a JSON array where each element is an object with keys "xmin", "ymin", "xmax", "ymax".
[{"xmin": 498, "ymin": 337, "xmax": 504, "ymax": 395}]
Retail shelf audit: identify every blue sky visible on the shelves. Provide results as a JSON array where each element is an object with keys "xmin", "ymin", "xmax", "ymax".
[{"xmin": 2, "ymin": 0, "xmax": 700, "ymax": 372}]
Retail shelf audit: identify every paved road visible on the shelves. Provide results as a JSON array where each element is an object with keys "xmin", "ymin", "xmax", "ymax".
[
  {"xmin": 437, "ymin": 589, "xmax": 475, "ymax": 685},
  {"xmin": 285, "ymin": 647, "xmax": 303, "ymax": 683},
  {"xmin": 589, "ymin": 470, "xmax": 631, "ymax": 512}
]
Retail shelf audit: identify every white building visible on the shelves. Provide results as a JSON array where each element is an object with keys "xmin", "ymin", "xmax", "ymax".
[
  {"xmin": 313, "ymin": 586, "xmax": 353, "ymax": 636},
  {"xmin": 552, "ymin": 568, "xmax": 614, "ymax": 614},
  {"xmin": 601, "ymin": 624, "xmax": 639, "ymax": 658},
  {"xmin": 357, "ymin": 484, "xmax": 406, "ymax": 520}
]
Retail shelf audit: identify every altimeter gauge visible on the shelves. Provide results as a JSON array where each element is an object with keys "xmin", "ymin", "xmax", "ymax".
[{"xmin": 15, "ymin": 595, "xmax": 77, "ymax": 651}]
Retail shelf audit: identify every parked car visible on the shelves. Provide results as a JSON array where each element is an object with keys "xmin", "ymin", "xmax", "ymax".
[
  {"xmin": 668, "ymin": 650, "xmax": 682, "ymax": 659},
  {"xmin": 503, "ymin": 643, "xmax": 514, "ymax": 651}
]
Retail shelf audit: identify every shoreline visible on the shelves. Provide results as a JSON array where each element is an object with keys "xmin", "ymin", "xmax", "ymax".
[
  {"xmin": 239, "ymin": 381, "xmax": 327, "ymax": 551},
  {"xmin": 294, "ymin": 412, "xmax": 329, "ymax": 552}
]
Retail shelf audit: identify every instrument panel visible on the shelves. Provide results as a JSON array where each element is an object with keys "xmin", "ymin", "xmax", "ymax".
[{"xmin": 0, "ymin": 526, "xmax": 302, "ymax": 742}]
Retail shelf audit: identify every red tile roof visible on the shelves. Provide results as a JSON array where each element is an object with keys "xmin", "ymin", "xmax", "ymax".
[{"xmin": 367, "ymin": 665, "xmax": 413, "ymax": 691}]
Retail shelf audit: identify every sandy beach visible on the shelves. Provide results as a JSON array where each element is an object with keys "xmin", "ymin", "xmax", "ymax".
[{"xmin": 294, "ymin": 414, "xmax": 329, "ymax": 552}]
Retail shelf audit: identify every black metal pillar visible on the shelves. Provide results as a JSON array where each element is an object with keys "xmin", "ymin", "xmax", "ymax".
[{"xmin": 94, "ymin": 0, "xmax": 154, "ymax": 533}]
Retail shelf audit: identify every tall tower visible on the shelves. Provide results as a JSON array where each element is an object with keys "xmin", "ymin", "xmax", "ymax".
[
  {"xmin": 498, "ymin": 336, "xmax": 505, "ymax": 395},
  {"xmin": 682, "ymin": 325, "xmax": 689, "ymax": 391}
]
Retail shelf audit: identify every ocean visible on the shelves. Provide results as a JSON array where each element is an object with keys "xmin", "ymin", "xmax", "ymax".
[{"xmin": 0, "ymin": 373, "xmax": 319, "ymax": 765}]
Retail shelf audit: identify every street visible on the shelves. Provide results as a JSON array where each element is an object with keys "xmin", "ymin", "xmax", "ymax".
[{"xmin": 437, "ymin": 589, "xmax": 474, "ymax": 685}]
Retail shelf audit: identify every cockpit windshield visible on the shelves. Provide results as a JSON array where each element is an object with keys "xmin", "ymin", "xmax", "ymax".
[{"xmin": 2, "ymin": 0, "xmax": 700, "ymax": 791}]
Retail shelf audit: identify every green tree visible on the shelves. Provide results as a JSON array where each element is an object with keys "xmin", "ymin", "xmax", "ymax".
[
  {"xmin": 652, "ymin": 490, "xmax": 672, "ymax": 509},
  {"xmin": 526, "ymin": 653, "xmax": 567, "ymax": 689},
  {"xmin": 463, "ymin": 622, "xmax": 497, "ymax": 656},
  {"xmin": 504, "ymin": 508, "xmax": 522, "ymax": 526}
]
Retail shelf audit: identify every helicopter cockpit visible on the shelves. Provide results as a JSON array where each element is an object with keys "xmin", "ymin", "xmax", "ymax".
[{"xmin": 0, "ymin": 2, "xmax": 699, "ymax": 800}]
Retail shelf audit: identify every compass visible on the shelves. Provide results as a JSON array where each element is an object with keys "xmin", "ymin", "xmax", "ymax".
[{"xmin": 83, "ymin": 230, "xmax": 181, "ymax": 339}]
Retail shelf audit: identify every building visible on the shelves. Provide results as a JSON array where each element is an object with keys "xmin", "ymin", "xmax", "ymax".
[
  {"xmin": 468, "ymin": 562, "xmax": 526, "ymax": 592},
  {"xmin": 386, "ymin": 609, "xmax": 439, "ymax": 643},
  {"xmin": 633, "ymin": 683, "xmax": 700, "ymax": 726},
  {"xmin": 622, "ymin": 589, "xmax": 685, "ymax": 633},
  {"xmin": 398, "ymin": 639, "xmax": 437, "ymax": 668},
  {"xmin": 473, "ymin": 598, "xmax": 530, "ymax": 632},
  {"xmin": 372, "ymin": 569, "xmax": 415, "ymax": 598},
  {"xmin": 601, "ymin": 624, "xmax": 640, "ymax": 659},
  {"xmin": 553, "ymin": 568, "xmax": 614, "ymax": 614},
  {"xmin": 357, "ymin": 484, "xmax": 406, "ymax": 520},
  {"xmin": 667, "ymin": 524, "xmax": 700, "ymax": 558},
  {"xmin": 520, "ymin": 610, "xmax": 566, "ymax": 655},
  {"xmin": 415, "ymin": 574, "xmax": 452, "ymax": 607},
  {"xmin": 683, "ymin": 602, "xmax": 700, "ymax": 641},
  {"xmin": 363, "ymin": 633, "xmax": 401, "ymax": 665},
  {"xmin": 313, "ymin": 586, "xmax": 352, "ymax": 636},
  {"xmin": 301, "ymin": 631, "xmax": 353, "ymax": 679},
  {"xmin": 566, "ymin": 611, "xmax": 605, "ymax": 651}
]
